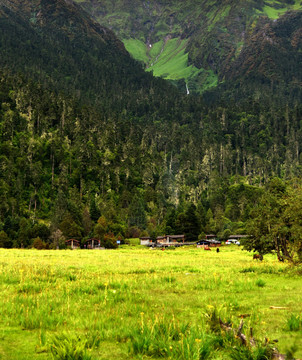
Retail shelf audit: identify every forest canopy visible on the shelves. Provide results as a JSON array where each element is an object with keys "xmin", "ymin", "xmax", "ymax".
[{"xmin": 0, "ymin": 0, "xmax": 302, "ymax": 263}]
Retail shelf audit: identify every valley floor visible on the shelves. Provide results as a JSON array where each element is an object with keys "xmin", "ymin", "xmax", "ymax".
[{"xmin": 0, "ymin": 247, "xmax": 301, "ymax": 359}]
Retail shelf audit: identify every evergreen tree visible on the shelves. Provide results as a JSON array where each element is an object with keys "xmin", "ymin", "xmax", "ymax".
[
  {"xmin": 0, "ymin": 230, "xmax": 11, "ymax": 248},
  {"xmin": 183, "ymin": 204, "xmax": 201, "ymax": 242},
  {"xmin": 89, "ymin": 198, "xmax": 101, "ymax": 223}
]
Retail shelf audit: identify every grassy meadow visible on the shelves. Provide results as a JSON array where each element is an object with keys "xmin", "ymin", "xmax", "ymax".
[
  {"xmin": 123, "ymin": 38, "xmax": 201, "ymax": 81},
  {"xmin": 123, "ymin": 38, "xmax": 218, "ymax": 93},
  {"xmin": 0, "ymin": 246, "xmax": 301, "ymax": 359},
  {"xmin": 260, "ymin": 0, "xmax": 302, "ymax": 19}
]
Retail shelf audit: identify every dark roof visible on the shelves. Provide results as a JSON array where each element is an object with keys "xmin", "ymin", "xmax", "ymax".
[
  {"xmin": 65, "ymin": 239, "xmax": 80, "ymax": 243},
  {"xmin": 85, "ymin": 238, "xmax": 101, "ymax": 243},
  {"xmin": 197, "ymin": 239, "xmax": 210, "ymax": 244},
  {"xmin": 167, "ymin": 235, "xmax": 185, "ymax": 238},
  {"xmin": 140, "ymin": 237, "xmax": 152, "ymax": 240}
]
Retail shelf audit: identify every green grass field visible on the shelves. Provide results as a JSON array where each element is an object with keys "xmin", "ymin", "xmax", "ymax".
[
  {"xmin": 0, "ymin": 247, "xmax": 301, "ymax": 359},
  {"xmin": 123, "ymin": 37, "xmax": 201, "ymax": 81},
  {"xmin": 123, "ymin": 37, "xmax": 217, "ymax": 94},
  {"xmin": 259, "ymin": 0, "xmax": 302, "ymax": 19}
]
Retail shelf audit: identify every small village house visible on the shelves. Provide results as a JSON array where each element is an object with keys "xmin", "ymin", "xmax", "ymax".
[
  {"xmin": 156, "ymin": 236, "xmax": 166, "ymax": 245},
  {"xmin": 139, "ymin": 237, "xmax": 153, "ymax": 246},
  {"xmin": 196, "ymin": 239, "xmax": 211, "ymax": 248},
  {"xmin": 85, "ymin": 238, "xmax": 101, "ymax": 249},
  {"xmin": 140, "ymin": 235, "xmax": 186, "ymax": 247},
  {"xmin": 65, "ymin": 239, "xmax": 81, "ymax": 249},
  {"xmin": 156, "ymin": 235, "xmax": 185, "ymax": 247},
  {"xmin": 166, "ymin": 235, "xmax": 185, "ymax": 243}
]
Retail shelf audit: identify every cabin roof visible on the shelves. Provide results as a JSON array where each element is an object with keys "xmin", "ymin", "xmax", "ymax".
[
  {"xmin": 65, "ymin": 239, "xmax": 80, "ymax": 244},
  {"xmin": 85, "ymin": 238, "xmax": 101, "ymax": 243},
  {"xmin": 197, "ymin": 240, "xmax": 210, "ymax": 244}
]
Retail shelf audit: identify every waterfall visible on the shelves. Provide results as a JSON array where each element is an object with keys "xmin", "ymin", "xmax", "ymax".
[{"xmin": 186, "ymin": 83, "xmax": 190, "ymax": 95}]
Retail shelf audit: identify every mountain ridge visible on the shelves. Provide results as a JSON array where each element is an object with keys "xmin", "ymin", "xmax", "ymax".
[
  {"xmin": 0, "ymin": 0, "xmax": 184, "ymax": 116},
  {"xmin": 74, "ymin": 0, "xmax": 302, "ymax": 98}
]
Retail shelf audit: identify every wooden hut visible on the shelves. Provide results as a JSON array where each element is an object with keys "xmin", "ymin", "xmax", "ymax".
[
  {"xmin": 156, "ymin": 236, "xmax": 167, "ymax": 245},
  {"xmin": 65, "ymin": 239, "xmax": 81, "ymax": 249},
  {"xmin": 166, "ymin": 235, "xmax": 185, "ymax": 243},
  {"xmin": 85, "ymin": 238, "xmax": 101, "ymax": 249},
  {"xmin": 196, "ymin": 239, "xmax": 211, "ymax": 248},
  {"xmin": 156, "ymin": 235, "xmax": 185, "ymax": 247},
  {"xmin": 140, "ymin": 237, "xmax": 153, "ymax": 246}
]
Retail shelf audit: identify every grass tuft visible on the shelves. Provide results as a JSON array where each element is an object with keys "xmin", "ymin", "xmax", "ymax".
[
  {"xmin": 49, "ymin": 332, "xmax": 97, "ymax": 360},
  {"xmin": 286, "ymin": 314, "xmax": 302, "ymax": 332},
  {"xmin": 255, "ymin": 279, "xmax": 266, "ymax": 288}
]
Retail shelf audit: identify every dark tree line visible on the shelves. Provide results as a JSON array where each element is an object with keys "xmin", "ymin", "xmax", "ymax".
[{"xmin": 0, "ymin": 70, "xmax": 302, "ymax": 259}]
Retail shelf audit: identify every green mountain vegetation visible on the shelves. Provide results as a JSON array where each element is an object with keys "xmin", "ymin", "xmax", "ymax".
[
  {"xmin": 0, "ymin": 0, "xmax": 302, "ymax": 263},
  {"xmin": 0, "ymin": 0, "xmax": 180, "ymax": 109},
  {"xmin": 75, "ymin": 0, "xmax": 302, "ymax": 96}
]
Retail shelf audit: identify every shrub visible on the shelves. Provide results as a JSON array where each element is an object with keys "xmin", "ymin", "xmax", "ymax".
[
  {"xmin": 32, "ymin": 237, "xmax": 46, "ymax": 249},
  {"xmin": 101, "ymin": 232, "xmax": 118, "ymax": 249},
  {"xmin": 127, "ymin": 226, "xmax": 141, "ymax": 238},
  {"xmin": 255, "ymin": 279, "xmax": 266, "ymax": 287},
  {"xmin": 240, "ymin": 267, "xmax": 255, "ymax": 273},
  {"xmin": 0, "ymin": 230, "xmax": 12, "ymax": 248}
]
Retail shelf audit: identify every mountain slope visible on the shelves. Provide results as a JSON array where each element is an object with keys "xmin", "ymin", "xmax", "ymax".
[
  {"xmin": 0, "ymin": 0, "xmax": 179, "ymax": 111},
  {"xmin": 2, "ymin": 0, "xmax": 302, "ymax": 250},
  {"xmin": 75, "ymin": 0, "xmax": 302, "ymax": 98}
]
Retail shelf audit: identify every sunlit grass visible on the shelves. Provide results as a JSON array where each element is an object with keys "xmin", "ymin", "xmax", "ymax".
[
  {"xmin": 0, "ymin": 247, "xmax": 301, "ymax": 359},
  {"xmin": 123, "ymin": 37, "xmax": 205, "ymax": 88},
  {"xmin": 260, "ymin": 0, "xmax": 302, "ymax": 19},
  {"xmin": 123, "ymin": 39, "xmax": 149, "ymax": 64}
]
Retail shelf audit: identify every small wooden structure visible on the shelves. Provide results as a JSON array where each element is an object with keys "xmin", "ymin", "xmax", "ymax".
[
  {"xmin": 197, "ymin": 239, "xmax": 221, "ymax": 248},
  {"xmin": 156, "ymin": 235, "xmax": 185, "ymax": 247},
  {"xmin": 140, "ymin": 237, "xmax": 153, "ymax": 246},
  {"xmin": 156, "ymin": 236, "xmax": 167, "ymax": 245},
  {"xmin": 197, "ymin": 239, "xmax": 211, "ymax": 248},
  {"xmin": 85, "ymin": 238, "xmax": 101, "ymax": 249},
  {"xmin": 65, "ymin": 239, "xmax": 81, "ymax": 249},
  {"xmin": 166, "ymin": 235, "xmax": 185, "ymax": 243},
  {"xmin": 140, "ymin": 235, "xmax": 186, "ymax": 248}
]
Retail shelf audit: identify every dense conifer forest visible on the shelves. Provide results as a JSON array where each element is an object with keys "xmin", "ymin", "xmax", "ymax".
[{"xmin": 0, "ymin": 0, "xmax": 302, "ymax": 262}]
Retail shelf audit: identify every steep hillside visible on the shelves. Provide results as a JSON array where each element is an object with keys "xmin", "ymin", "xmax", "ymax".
[
  {"xmin": 75, "ymin": 0, "xmax": 302, "ymax": 97},
  {"xmin": 2, "ymin": 0, "xmax": 302, "ymax": 249},
  {"xmin": 0, "ymin": 0, "xmax": 179, "ymax": 110}
]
